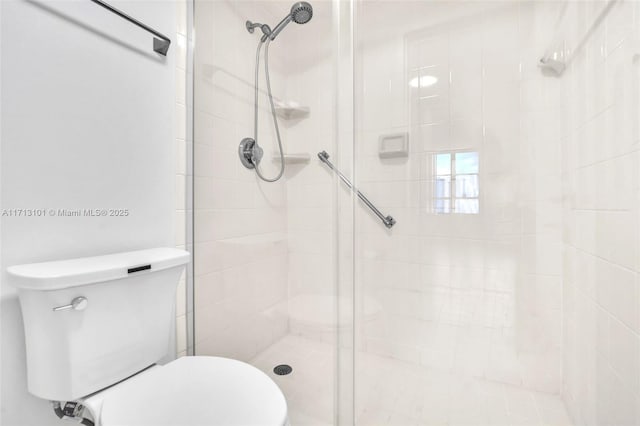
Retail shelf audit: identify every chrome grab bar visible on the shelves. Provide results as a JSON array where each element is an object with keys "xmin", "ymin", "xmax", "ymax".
[
  {"xmin": 90, "ymin": 0, "xmax": 171, "ymax": 56},
  {"xmin": 318, "ymin": 151, "xmax": 396, "ymax": 229}
]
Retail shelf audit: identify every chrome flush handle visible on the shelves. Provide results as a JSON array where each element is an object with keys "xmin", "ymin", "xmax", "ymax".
[{"xmin": 53, "ymin": 297, "xmax": 88, "ymax": 312}]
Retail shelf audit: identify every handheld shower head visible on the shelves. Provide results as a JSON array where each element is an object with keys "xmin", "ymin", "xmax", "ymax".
[
  {"xmin": 291, "ymin": 1, "xmax": 313, "ymax": 24},
  {"xmin": 240, "ymin": 2, "xmax": 313, "ymax": 183},
  {"xmin": 269, "ymin": 1, "xmax": 313, "ymax": 41}
]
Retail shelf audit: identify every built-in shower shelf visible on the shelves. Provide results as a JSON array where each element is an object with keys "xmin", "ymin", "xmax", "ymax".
[
  {"xmin": 274, "ymin": 101, "xmax": 310, "ymax": 120},
  {"xmin": 220, "ymin": 232, "xmax": 287, "ymax": 247},
  {"xmin": 272, "ymin": 153, "xmax": 311, "ymax": 164}
]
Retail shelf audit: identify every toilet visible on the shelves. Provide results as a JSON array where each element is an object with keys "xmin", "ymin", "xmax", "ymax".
[{"xmin": 8, "ymin": 248, "xmax": 288, "ymax": 426}]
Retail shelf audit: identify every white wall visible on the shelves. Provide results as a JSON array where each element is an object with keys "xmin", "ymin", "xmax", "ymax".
[
  {"xmin": 1, "ymin": 0, "xmax": 176, "ymax": 424},
  {"xmin": 557, "ymin": 1, "xmax": 640, "ymax": 424}
]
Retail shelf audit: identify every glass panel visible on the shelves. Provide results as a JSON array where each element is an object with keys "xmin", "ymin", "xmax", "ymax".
[
  {"xmin": 455, "ymin": 151, "xmax": 479, "ymax": 174},
  {"xmin": 352, "ymin": 0, "xmax": 640, "ymax": 424},
  {"xmin": 189, "ymin": 0, "xmax": 640, "ymax": 423},
  {"xmin": 454, "ymin": 198, "xmax": 479, "ymax": 214},
  {"xmin": 435, "ymin": 152, "xmax": 451, "ymax": 175},
  {"xmin": 434, "ymin": 198, "xmax": 451, "ymax": 214},
  {"xmin": 434, "ymin": 175, "xmax": 451, "ymax": 198},
  {"xmin": 455, "ymin": 174, "xmax": 479, "ymax": 198},
  {"xmin": 335, "ymin": 1, "xmax": 356, "ymax": 423},
  {"xmin": 193, "ymin": 1, "xmax": 344, "ymax": 424}
]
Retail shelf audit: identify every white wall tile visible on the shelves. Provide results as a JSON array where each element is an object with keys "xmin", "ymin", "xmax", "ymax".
[
  {"xmin": 191, "ymin": 0, "xmax": 325, "ymax": 363},
  {"xmin": 559, "ymin": 0, "xmax": 640, "ymax": 421}
]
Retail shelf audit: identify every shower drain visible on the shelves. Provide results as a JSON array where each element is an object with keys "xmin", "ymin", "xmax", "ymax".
[{"xmin": 273, "ymin": 364, "xmax": 293, "ymax": 375}]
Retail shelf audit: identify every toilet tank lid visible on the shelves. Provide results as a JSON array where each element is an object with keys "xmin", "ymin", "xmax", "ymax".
[{"xmin": 7, "ymin": 248, "xmax": 190, "ymax": 290}]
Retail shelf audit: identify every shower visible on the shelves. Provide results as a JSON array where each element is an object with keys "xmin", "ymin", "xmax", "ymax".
[
  {"xmin": 238, "ymin": 2, "xmax": 313, "ymax": 182},
  {"xmin": 187, "ymin": 0, "xmax": 640, "ymax": 424}
]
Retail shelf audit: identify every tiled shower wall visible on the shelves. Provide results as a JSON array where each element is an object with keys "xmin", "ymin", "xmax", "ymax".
[
  {"xmin": 191, "ymin": 0, "xmax": 340, "ymax": 355},
  {"xmin": 356, "ymin": 2, "xmax": 563, "ymax": 393},
  {"xmin": 558, "ymin": 1, "xmax": 640, "ymax": 423},
  {"xmin": 193, "ymin": 0, "xmax": 289, "ymax": 361},
  {"xmin": 283, "ymin": 7, "xmax": 337, "ymax": 342}
]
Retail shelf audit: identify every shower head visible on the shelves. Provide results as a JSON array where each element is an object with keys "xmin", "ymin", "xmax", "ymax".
[
  {"xmin": 291, "ymin": 2, "xmax": 313, "ymax": 24},
  {"xmin": 269, "ymin": 2, "xmax": 313, "ymax": 41}
]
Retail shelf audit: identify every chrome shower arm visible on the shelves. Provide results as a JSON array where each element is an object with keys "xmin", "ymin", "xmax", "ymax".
[{"xmin": 318, "ymin": 151, "xmax": 396, "ymax": 229}]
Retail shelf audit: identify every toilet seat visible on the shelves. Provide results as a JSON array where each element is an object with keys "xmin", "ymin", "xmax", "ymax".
[{"xmin": 96, "ymin": 356, "xmax": 288, "ymax": 426}]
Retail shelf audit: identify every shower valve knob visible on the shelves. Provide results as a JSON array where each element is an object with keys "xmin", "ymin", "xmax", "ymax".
[
  {"xmin": 239, "ymin": 138, "xmax": 263, "ymax": 169},
  {"xmin": 252, "ymin": 145, "xmax": 264, "ymax": 163}
]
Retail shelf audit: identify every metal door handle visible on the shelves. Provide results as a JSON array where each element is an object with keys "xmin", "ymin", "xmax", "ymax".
[{"xmin": 53, "ymin": 297, "xmax": 88, "ymax": 312}]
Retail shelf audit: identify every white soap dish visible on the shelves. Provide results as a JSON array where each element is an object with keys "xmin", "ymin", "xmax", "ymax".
[
  {"xmin": 379, "ymin": 132, "xmax": 409, "ymax": 158},
  {"xmin": 274, "ymin": 101, "xmax": 310, "ymax": 120}
]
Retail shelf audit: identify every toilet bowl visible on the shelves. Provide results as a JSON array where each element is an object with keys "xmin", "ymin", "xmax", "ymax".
[{"xmin": 82, "ymin": 357, "xmax": 288, "ymax": 426}]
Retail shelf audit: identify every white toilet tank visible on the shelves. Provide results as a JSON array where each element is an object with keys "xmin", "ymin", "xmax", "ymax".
[{"xmin": 7, "ymin": 248, "xmax": 190, "ymax": 402}]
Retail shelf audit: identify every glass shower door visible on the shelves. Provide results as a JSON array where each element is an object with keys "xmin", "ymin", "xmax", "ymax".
[
  {"xmin": 191, "ymin": 1, "xmax": 355, "ymax": 424},
  {"xmin": 351, "ymin": 0, "xmax": 640, "ymax": 425}
]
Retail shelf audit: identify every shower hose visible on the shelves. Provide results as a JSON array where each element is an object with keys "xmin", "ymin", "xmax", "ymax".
[{"xmin": 252, "ymin": 38, "xmax": 286, "ymax": 182}]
